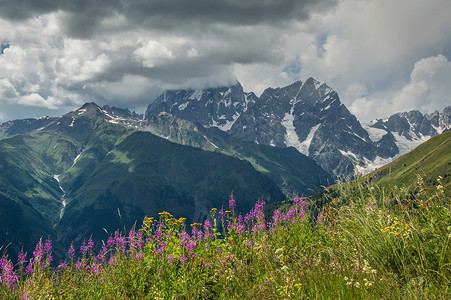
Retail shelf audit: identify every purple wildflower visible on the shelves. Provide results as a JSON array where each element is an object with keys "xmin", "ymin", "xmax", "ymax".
[
  {"xmin": 192, "ymin": 227, "xmax": 203, "ymax": 241},
  {"xmin": 115, "ymin": 235, "xmax": 127, "ymax": 253},
  {"xmin": 155, "ymin": 242, "xmax": 167, "ymax": 254},
  {"xmin": 87, "ymin": 239, "xmax": 94, "ymax": 252},
  {"xmin": 80, "ymin": 242, "xmax": 88, "ymax": 256},
  {"xmin": 75, "ymin": 260, "xmax": 84, "ymax": 270},
  {"xmin": 106, "ymin": 237, "xmax": 115, "ymax": 249},
  {"xmin": 285, "ymin": 208, "xmax": 296, "ymax": 222},
  {"xmin": 218, "ymin": 208, "xmax": 225, "ymax": 221},
  {"xmin": 44, "ymin": 240, "xmax": 52, "ymax": 254},
  {"xmin": 33, "ymin": 240, "xmax": 44, "ymax": 264},
  {"xmin": 108, "ymin": 256, "xmax": 117, "ymax": 266},
  {"xmin": 58, "ymin": 262, "xmax": 67, "ymax": 273},
  {"xmin": 229, "ymin": 193, "xmax": 237, "ymax": 211},
  {"xmin": 317, "ymin": 213, "xmax": 325, "ymax": 224},
  {"xmin": 272, "ymin": 209, "xmax": 283, "ymax": 225},
  {"xmin": 90, "ymin": 263, "xmax": 101, "ymax": 275},
  {"xmin": 153, "ymin": 231, "xmax": 162, "ymax": 243},
  {"xmin": 46, "ymin": 255, "xmax": 53, "ymax": 265},
  {"xmin": 228, "ymin": 222, "xmax": 245, "ymax": 236},
  {"xmin": 96, "ymin": 246, "xmax": 107, "ymax": 263},
  {"xmin": 203, "ymin": 219, "xmax": 212, "ymax": 232},
  {"xmin": 25, "ymin": 264, "xmax": 33, "ymax": 276},
  {"xmin": 293, "ymin": 195, "xmax": 306, "ymax": 208},
  {"xmin": 203, "ymin": 219, "xmax": 214, "ymax": 241},
  {"xmin": 17, "ymin": 251, "xmax": 27, "ymax": 266},
  {"xmin": 2, "ymin": 260, "xmax": 18, "ymax": 288},
  {"xmin": 185, "ymin": 240, "xmax": 196, "ymax": 252},
  {"xmin": 68, "ymin": 244, "xmax": 75, "ymax": 259},
  {"xmin": 0, "ymin": 258, "xmax": 7, "ymax": 269},
  {"xmin": 178, "ymin": 231, "xmax": 190, "ymax": 248}
]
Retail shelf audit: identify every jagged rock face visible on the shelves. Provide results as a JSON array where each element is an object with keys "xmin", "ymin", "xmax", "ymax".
[
  {"xmin": 146, "ymin": 83, "xmax": 257, "ymax": 131},
  {"xmin": 102, "ymin": 105, "xmax": 143, "ymax": 119},
  {"xmin": 363, "ymin": 105, "xmax": 451, "ymax": 173},
  {"xmin": 382, "ymin": 110, "xmax": 436, "ymax": 139},
  {"xmin": 372, "ymin": 107, "xmax": 450, "ymax": 140},
  {"xmin": 425, "ymin": 106, "xmax": 451, "ymax": 134},
  {"xmin": 230, "ymin": 78, "xmax": 381, "ymax": 178}
]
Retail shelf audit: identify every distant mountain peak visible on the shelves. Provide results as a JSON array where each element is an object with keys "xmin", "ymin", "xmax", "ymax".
[{"xmin": 146, "ymin": 82, "xmax": 256, "ymax": 132}]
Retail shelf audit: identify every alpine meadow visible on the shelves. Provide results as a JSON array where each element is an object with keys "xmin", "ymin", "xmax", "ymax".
[{"xmin": 1, "ymin": 0, "xmax": 451, "ymax": 299}]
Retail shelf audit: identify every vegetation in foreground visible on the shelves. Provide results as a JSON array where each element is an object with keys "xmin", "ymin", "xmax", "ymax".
[{"xmin": 0, "ymin": 177, "xmax": 449, "ymax": 299}]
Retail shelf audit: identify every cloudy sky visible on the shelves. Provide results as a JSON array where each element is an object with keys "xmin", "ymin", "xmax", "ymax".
[{"xmin": 0, "ymin": 0, "xmax": 450, "ymax": 123}]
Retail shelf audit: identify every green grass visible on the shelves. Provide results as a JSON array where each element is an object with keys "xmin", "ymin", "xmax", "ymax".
[
  {"xmin": 1, "ymin": 177, "xmax": 449, "ymax": 299},
  {"xmin": 365, "ymin": 129, "xmax": 451, "ymax": 198}
]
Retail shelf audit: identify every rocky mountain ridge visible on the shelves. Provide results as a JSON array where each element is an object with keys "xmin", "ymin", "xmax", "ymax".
[{"xmin": 145, "ymin": 78, "xmax": 450, "ymax": 178}]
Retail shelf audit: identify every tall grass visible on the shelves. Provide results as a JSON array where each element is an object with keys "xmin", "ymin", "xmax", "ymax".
[{"xmin": 0, "ymin": 178, "xmax": 449, "ymax": 299}]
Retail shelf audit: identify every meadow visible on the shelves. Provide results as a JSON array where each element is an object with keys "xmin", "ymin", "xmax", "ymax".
[{"xmin": 0, "ymin": 176, "xmax": 449, "ymax": 299}]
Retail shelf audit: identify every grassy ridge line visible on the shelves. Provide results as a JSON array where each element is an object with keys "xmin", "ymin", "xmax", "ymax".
[
  {"xmin": 365, "ymin": 129, "xmax": 451, "ymax": 197},
  {"xmin": 302, "ymin": 129, "xmax": 451, "ymax": 218}
]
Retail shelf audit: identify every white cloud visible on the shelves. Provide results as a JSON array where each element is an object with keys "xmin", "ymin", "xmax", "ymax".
[
  {"xmin": 133, "ymin": 40, "xmax": 174, "ymax": 68},
  {"xmin": 390, "ymin": 54, "xmax": 451, "ymax": 114},
  {"xmin": 0, "ymin": 79, "xmax": 19, "ymax": 99},
  {"xmin": 17, "ymin": 93, "xmax": 62, "ymax": 109},
  {"xmin": 349, "ymin": 54, "xmax": 451, "ymax": 122}
]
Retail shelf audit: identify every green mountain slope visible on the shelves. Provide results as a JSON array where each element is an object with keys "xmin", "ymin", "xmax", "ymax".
[
  {"xmin": 0, "ymin": 133, "xmax": 79, "ymax": 259},
  {"xmin": 364, "ymin": 129, "xmax": 451, "ymax": 197},
  {"xmin": 303, "ymin": 129, "xmax": 451, "ymax": 215},
  {"xmin": 146, "ymin": 112, "xmax": 334, "ymax": 196},
  {"xmin": 0, "ymin": 103, "xmax": 285, "ymax": 255},
  {"xmin": 57, "ymin": 131, "xmax": 285, "ymax": 246}
]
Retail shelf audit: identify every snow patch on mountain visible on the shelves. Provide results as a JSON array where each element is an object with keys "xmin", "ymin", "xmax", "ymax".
[
  {"xmin": 281, "ymin": 110, "xmax": 304, "ymax": 152},
  {"xmin": 189, "ymin": 89, "xmax": 203, "ymax": 100},
  {"xmin": 339, "ymin": 149, "xmax": 359, "ymax": 161},
  {"xmin": 178, "ymin": 102, "xmax": 189, "ymax": 111},
  {"xmin": 210, "ymin": 112, "xmax": 240, "ymax": 132},
  {"xmin": 282, "ymin": 107, "xmax": 320, "ymax": 156},
  {"xmin": 392, "ymin": 132, "xmax": 430, "ymax": 156},
  {"xmin": 362, "ymin": 124, "xmax": 387, "ymax": 142},
  {"xmin": 357, "ymin": 156, "xmax": 394, "ymax": 175},
  {"xmin": 299, "ymin": 124, "xmax": 321, "ymax": 156}
]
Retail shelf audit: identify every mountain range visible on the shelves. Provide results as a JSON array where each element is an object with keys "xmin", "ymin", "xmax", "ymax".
[
  {"xmin": 0, "ymin": 76, "xmax": 449, "ymax": 260},
  {"xmin": 146, "ymin": 77, "xmax": 450, "ymax": 177}
]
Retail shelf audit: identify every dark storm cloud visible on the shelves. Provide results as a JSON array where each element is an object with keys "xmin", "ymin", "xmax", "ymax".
[{"xmin": 0, "ymin": 0, "xmax": 335, "ymax": 37}]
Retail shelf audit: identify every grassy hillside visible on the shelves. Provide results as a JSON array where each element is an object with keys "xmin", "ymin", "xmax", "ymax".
[
  {"xmin": 0, "ymin": 107, "xmax": 286, "ymax": 257},
  {"xmin": 365, "ymin": 129, "xmax": 451, "ymax": 197},
  {"xmin": 298, "ymin": 129, "xmax": 451, "ymax": 218},
  {"xmin": 57, "ymin": 130, "xmax": 285, "ymax": 248}
]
